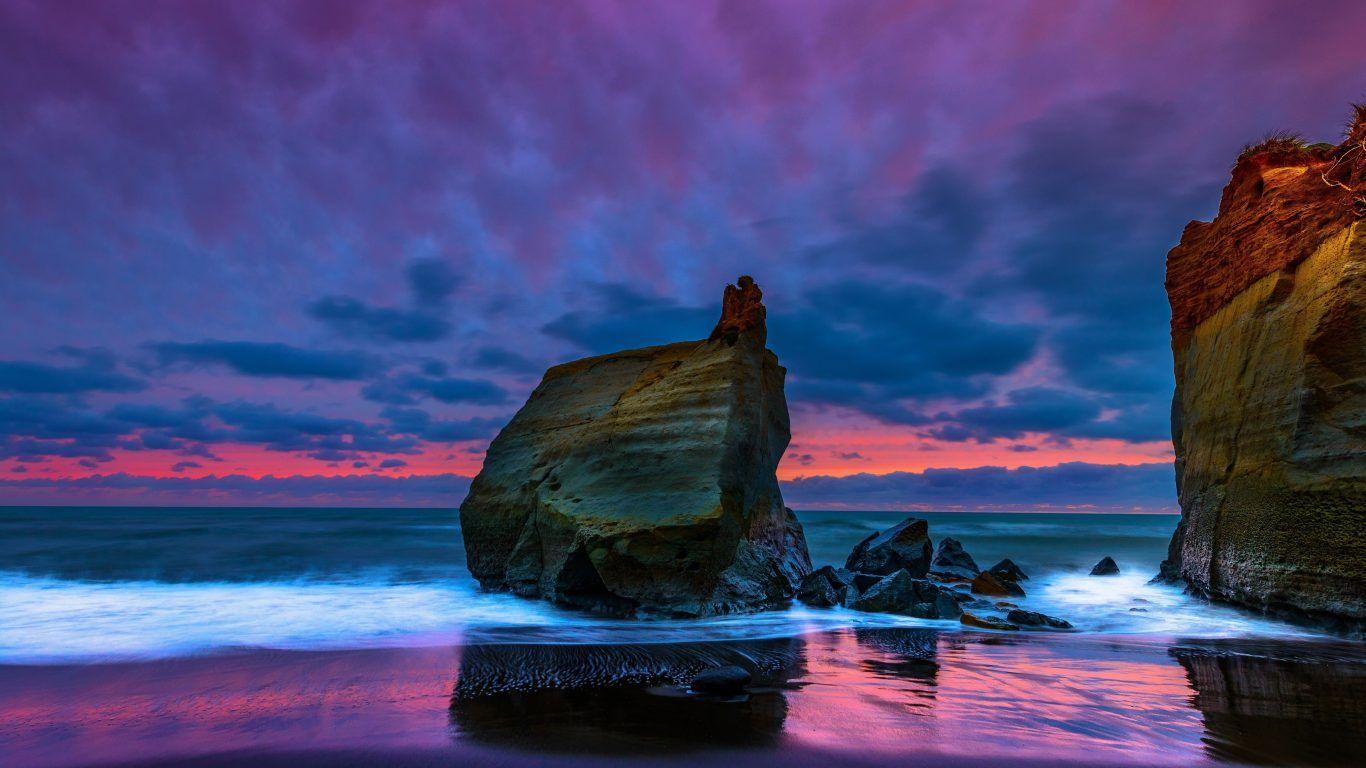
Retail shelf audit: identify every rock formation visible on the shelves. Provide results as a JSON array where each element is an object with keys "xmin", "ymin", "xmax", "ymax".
[
  {"xmin": 1160, "ymin": 106, "xmax": 1366, "ymax": 629},
  {"xmin": 459, "ymin": 276, "xmax": 810, "ymax": 617},
  {"xmin": 844, "ymin": 517, "xmax": 933, "ymax": 576}
]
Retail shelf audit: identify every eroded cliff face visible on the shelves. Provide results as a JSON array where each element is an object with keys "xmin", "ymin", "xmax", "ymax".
[
  {"xmin": 1161, "ymin": 108, "xmax": 1366, "ymax": 629},
  {"xmin": 459, "ymin": 276, "xmax": 810, "ymax": 617}
]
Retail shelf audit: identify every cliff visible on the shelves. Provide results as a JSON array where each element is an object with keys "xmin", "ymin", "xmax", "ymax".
[
  {"xmin": 459, "ymin": 276, "xmax": 811, "ymax": 616},
  {"xmin": 1161, "ymin": 106, "xmax": 1366, "ymax": 629}
]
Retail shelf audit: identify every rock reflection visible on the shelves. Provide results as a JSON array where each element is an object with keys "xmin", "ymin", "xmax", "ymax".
[
  {"xmin": 1173, "ymin": 639, "xmax": 1366, "ymax": 766},
  {"xmin": 449, "ymin": 638, "xmax": 803, "ymax": 754},
  {"xmin": 854, "ymin": 628, "xmax": 940, "ymax": 682}
]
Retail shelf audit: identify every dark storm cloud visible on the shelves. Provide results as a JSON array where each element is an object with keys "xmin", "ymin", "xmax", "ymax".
[
  {"xmin": 784, "ymin": 462, "xmax": 1176, "ymax": 511},
  {"xmin": 307, "ymin": 297, "xmax": 452, "ymax": 342},
  {"xmin": 149, "ymin": 341, "xmax": 378, "ymax": 380}
]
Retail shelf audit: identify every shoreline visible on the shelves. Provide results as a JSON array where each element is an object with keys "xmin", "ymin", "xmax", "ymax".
[{"xmin": 4, "ymin": 630, "xmax": 1363, "ymax": 768}]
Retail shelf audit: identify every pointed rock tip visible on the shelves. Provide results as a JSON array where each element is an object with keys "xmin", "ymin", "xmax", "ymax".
[{"xmin": 708, "ymin": 274, "xmax": 767, "ymax": 343}]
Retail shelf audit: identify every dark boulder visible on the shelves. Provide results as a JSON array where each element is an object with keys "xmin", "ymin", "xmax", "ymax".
[
  {"xmin": 1090, "ymin": 556, "xmax": 1121, "ymax": 576},
  {"xmin": 691, "ymin": 665, "xmax": 752, "ymax": 695},
  {"xmin": 796, "ymin": 566, "xmax": 854, "ymax": 608},
  {"xmin": 852, "ymin": 570, "xmax": 964, "ymax": 619},
  {"xmin": 960, "ymin": 612, "xmax": 1019, "ymax": 631},
  {"xmin": 987, "ymin": 558, "xmax": 1029, "ymax": 582},
  {"xmin": 1006, "ymin": 609, "xmax": 1074, "ymax": 630},
  {"xmin": 929, "ymin": 537, "xmax": 980, "ymax": 581},
  {"xmin": 844, "ymin": 517, "xmax": 933, "ymax": 577},
  {"xmin": 971, "ymin": 570, "xmax": 1025, "ymax": 597},
  {"xmin": 850, "ymin": 572, "xmax": 883, "ymax": 593}
]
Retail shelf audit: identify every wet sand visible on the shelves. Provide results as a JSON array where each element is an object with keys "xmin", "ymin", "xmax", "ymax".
[{"xmin": 2, "ymin": 630, "xmax": 1362, "ymax": 768}]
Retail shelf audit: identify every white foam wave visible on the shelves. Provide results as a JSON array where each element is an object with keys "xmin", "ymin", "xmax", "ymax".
[{"xmin": 0, "ymin": 562, "xmax": 1319, "ymax": 664}]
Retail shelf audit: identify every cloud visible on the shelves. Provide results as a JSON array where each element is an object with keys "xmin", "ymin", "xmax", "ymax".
[
  {"xmin": 406, "ymin": 258, "xmax": 462, "ymax": 305},
  {"xmin": 307, "ymin": 296, "xmax": 451, "ymax": 342},
  {"xmin": 470, "ymin": 347, "xmax": 542, "ymax": 374},
  {"xmin": 3, "ymin": 394, "xmax": 427, "ymax": 465},
  {"xmin": 361, "ymin": 373, "xmax": 508, "ymax": 406},
  {"xmin": 380, "ymin": 407, "xmax": 501, "ymax": 443},
  {"xmin": 928, "ymin": 387, "xmax": 1103, "ymax": 443},
  {"xmin": 0, "ymin": 472, "xmax": 473, "ymax": 507},
  {"xmin": 150, "ymin": 341, "xmax": 378, "ymax": 379},
  {"xmin": 542, "ymin": 283, "xmax": 715, "ymax": 353},
  {"xmin": 784, "ymin": 462, "xmax": 1176, "ymax": 512},
  {"xmin": 0, "ymin": 358, "xmax": 144, "ymax": 394},
  {"xmin": 541, "ymin": 278, "xmax": 1040, "ymax": 426}
]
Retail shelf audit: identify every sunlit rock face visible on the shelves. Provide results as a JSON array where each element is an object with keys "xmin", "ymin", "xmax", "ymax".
[
  {"xmin": 1161, "ymin": 109, "xmax": 1366, "ymax": 629},
  {"xmin": 459, "ymin": 276, "xmax": 811, "ymax": 616}
]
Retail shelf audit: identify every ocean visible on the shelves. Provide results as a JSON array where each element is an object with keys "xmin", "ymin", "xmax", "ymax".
[{"xmin": 0, "ymin": 507, "xmax": 1316, "ymax": 663}]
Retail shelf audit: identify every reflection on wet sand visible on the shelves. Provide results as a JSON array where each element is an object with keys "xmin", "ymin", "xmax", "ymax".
[
  {"xmin": 448, "ymin": 639, "xmax": 803, "ymax": 753},
  {"xmin": 4, "ymin": 630, "xmax": 1365, "ymax": 767},
  {"xmin": 1173, "ymin": 639, "xmax": 1366, "ymax": 767}
]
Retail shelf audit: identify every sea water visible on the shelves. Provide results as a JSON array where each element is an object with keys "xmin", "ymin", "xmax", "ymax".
[{"xmin": 0, "ymin": 507, "xmax": 1317, "ymax": 663}]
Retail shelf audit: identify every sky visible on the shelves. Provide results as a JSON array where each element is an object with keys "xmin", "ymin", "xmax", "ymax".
[{"xmin": 2, "ymin": 0, "xmax": 1364, "ymax": 510}]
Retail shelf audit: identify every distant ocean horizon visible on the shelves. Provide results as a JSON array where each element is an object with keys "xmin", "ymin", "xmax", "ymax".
[{"xmin": 0, "ymin": 506, "xmax": 1313, "ymax": 664}]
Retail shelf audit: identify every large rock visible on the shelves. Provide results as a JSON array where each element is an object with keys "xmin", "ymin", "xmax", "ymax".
[
  {"xmin": 844, "ymin": 517, "xmax": 933, "ymax": 577},
  {"xmin": 851, "ymin": 570, "xmax": 965, "ymax": 619},
  {"xmin": 459, "ymin": 276, "xmax": 811, "ymax": 616},
  {"xmin": 1160, "ymin": 108, "xmax": 1366, "ymax": 629}
]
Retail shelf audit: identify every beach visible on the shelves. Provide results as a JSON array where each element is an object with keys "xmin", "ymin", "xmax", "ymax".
[
  {"xmin": 2, "ymin": 507, "xmax": 1362, "ymax": 767},
  {"xmin": 4, "ymin": 631, "xmax": 1363, "ymax": 767}
]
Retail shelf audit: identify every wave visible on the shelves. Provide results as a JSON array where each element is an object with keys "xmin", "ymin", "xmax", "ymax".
[{"xmin": 0, "ymin": 565, "xmax": 1319, "ymax": 665}]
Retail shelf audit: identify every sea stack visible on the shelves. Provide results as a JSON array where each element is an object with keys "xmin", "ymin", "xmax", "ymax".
[
  {"xmin": 1160, "ymin": 106, "xmax": 1366, "ymax": 629},
  {"xmin": 459, "ymin": 276, "xmax": 811, "ymax": 616}
]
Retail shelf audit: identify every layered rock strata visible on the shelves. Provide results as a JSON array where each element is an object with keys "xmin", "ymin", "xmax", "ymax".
[
  {"xmin": 1160, "ymin": 107, "xmax": 1366, "ymax": 629},
  {"xmin": 459, "ymin": 276, "xmax": 810, "ymax": 616}
]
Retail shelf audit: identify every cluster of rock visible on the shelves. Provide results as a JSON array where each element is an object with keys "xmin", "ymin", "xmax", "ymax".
[
  {"xmin": 1160, "ymin": 105, "xmax": 1366, "ymax": 630},
  {"xmin": 459, "ymin": 276, "xmax": 811, "ymax": 617},
  {"xmin": 796, "ymin": 516, "xmax": 1097, "ymax": 631}
]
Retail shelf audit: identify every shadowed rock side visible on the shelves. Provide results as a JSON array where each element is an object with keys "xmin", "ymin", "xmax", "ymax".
[
  {"xmin": 459, "ymin": 276, "xmax": 810, "ymax": 616},
  {"xmin": 1161, "ymin": 107, "xmax": 1366, "ymax": 630}
]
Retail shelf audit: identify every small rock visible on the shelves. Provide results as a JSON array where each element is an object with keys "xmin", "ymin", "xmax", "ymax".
[
  {"xmin": 994, "ymin": 601, "xmax": 1018, "ymax": 610},
  {"xmin": 1006, "ymin": 609, "xmax": 1073, "ymax": 629},
  {"xmin": 1090, "ymin": 556, "xmax": 1121, "ymax": 576},
  {"xmin": 960, "ymin": 612, "xmax": 1019, "ymax": 631},
  {"xmin": 971, "ymin": 570, "xmax": 1025, "ymax": 597},
  {"xmin": 987, "ymin": 558, "xmax": 1029, "ymax": 582},
  {"xmin": 844, "ymin": 518, "xmax": 933, "ymax": 577},
  {"xmin": 929, "ymin": 537, "xmax": 980, "ymax": 581},
  {"xmin": 1129, "ymin": 607, "xmax": 1149, "ymax": 613},
  {"xmin": 691, "ymin": 665, "xmax": 751, "ymax": 695}
]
